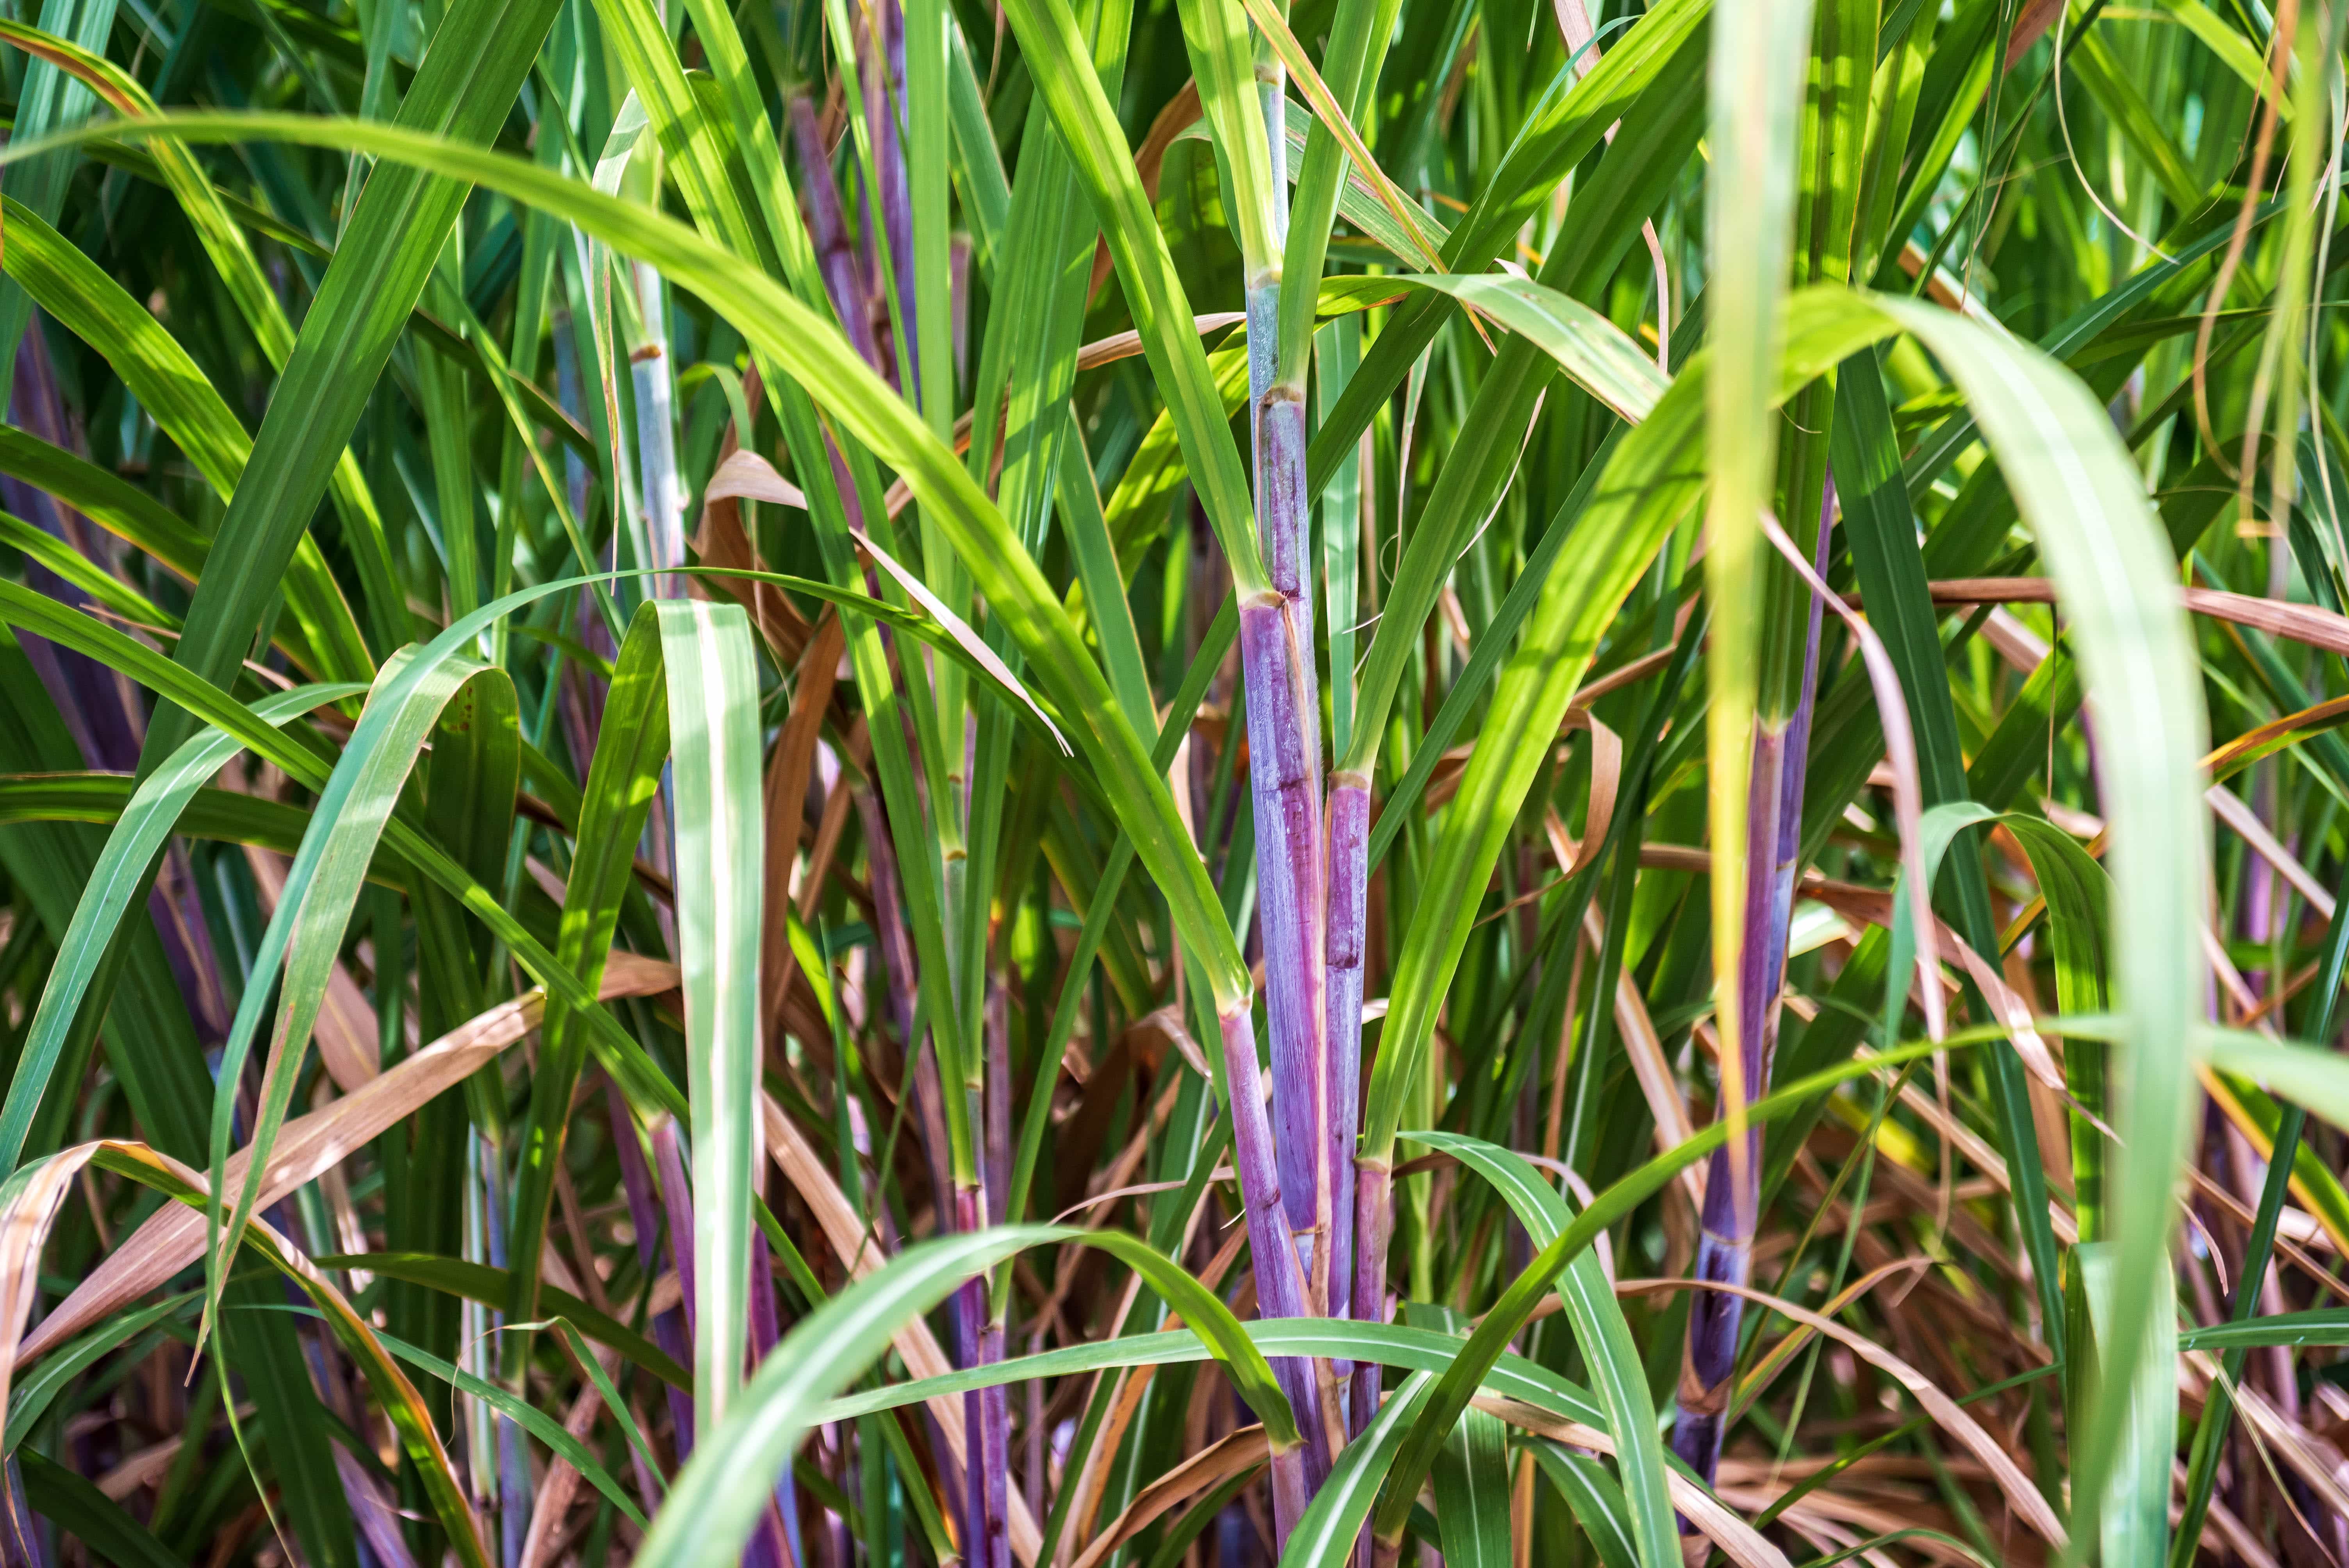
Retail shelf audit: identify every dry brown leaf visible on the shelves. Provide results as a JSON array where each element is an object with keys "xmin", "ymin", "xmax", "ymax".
[
  {"xmin": 0, "ymin": 1139, "xmax": 490, "ymax": 1566},
  {"xmin": 1468, "ymin": 1393, "xmax": 1793, "ymax": 1568},
  {"xmin": 1615, "ymin": 1278, "xmax": 2068, "ymax": 1550},
  {"xmin": 1068, "ymin": 1426, "xmax": 1266, "ymax": 1568},
  {"xmin": 21, "ymin": 953, "xmax": 680, "ymax": 1363},
  {"xmin": 1916, "ymin": 577, "xmax": 2349, "ymax": 659},
  {"xmin": 763, "ymin": 613, "xmax": 845, "ymax": 1053}
]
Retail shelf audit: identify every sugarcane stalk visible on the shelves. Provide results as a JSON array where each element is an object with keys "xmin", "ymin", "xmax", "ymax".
[
  {"xmin": 627, "ymin": 260, "xmax": 685, "ymax": 601},
  {"xmin": 829, "ymin": 71, "xmax": 999, "ymax": 1551},
  {"xmin": 746, "ymin": 1229, "xmax": 804, "ymax": 1568},
  {"xmin": 606, "ymin": 1082, "xmax": 695, "ymax": 1459},
  {"xmin": 800, "ymin": 91, "xmax": 980, "ymax": 1222},
  {"xmin": 1216, "ymin": 1003, "xmax": 1325, "ymax": 1536},
  {"xmin": 1263, "ymin": 0, "xmax": 1409, "ymax": 1459},
  {"xmin": 938, "ymin": 1188, "xmax": 1001, "ymax": 1567},
  {"xmin": 789, "ymin": 101, "xmax": 888, "ymax": 374},
  {"xmin": 1325, "ymin": 775, "xmax": 1369, "ymax": 1346},
  {"xmin": 1671, "ymin": 718, "xmax": 1784, "ymax": 1479},
  {"xmin": 955, "ymin": 987, "xmax": 1014, "ymax": 1568},
  {"xmin": 1174, "ymin": 0, "xmax": 1338, "ymax": 1512},
  {"xmin": 1240, "ymin": 394, "xmax": 1331, "ymax": 1299},
  {"xmin": 863, "ymin": 0, "xmax": 918, "ymax": 392},
  {"xmin": 1672, "ymin": 486, "xmax": 1830, "ymax": 1488},
  {"xmin": 1345, "ymin": 1155, "xmax": 1389, "ymax": 1438},
  {"xmin": 1214, "ymin": 26, "xmax": 1372, "ymax": 1545}
]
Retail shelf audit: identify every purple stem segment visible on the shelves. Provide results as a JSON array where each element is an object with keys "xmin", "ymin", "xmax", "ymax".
[
  {"xmin": 1240, "ymin": 280, "xmax": 1332, "ymax": 1317},
  {"xmin": 1, "ymin": 1456, "xmax": 44, "ymax": 1568},
  {"xmin": 1234, "ymin": 589, "xmax": 1343, "ymax": 1517},
  {"xmin": 955, "ymin": 991, "xmax": 1012, "ymax": 1568},
  {"xmin": 984, "ymin": 984, "xmax": 1012, "ymax": 1229},
  {"xmin": 1673, "ymin": 486, "xmax": 1834, "ymax": 1493},
  {"xmin": 1239, "ymin": 589, "xmax": 1330, "ymax": 1276},
  {"xmin": 790, "ymin": 100, "xmax": 886, "ymax": 374},
  {"xmin": 747, "ymin": 1231, "xmax": 802, "ymax": 1568},
  {"xmin": 953, "ymin": 1188, "xmax": 1011, "ymax": 1568},
  {"xmin": 652, "ymin": 1122, "xmax": 700, "ymax": 1337},
  {"xmin": 1216, "ymin": 1007, "xmax": 1326, "ymax": 1541},
  {"xmin": 853, "ymin": 788, "xmax": 962, "ymax": 1274},
  {"xmin": 1237, "ymin": 262, "xmax": 1335, "ymax": 1538},
  {"xmin": 862, "ymin": 0, "xmax": 918, "ymax": 393},
  {"xmin": 607, "ymin": 1083, "xmax": 696, "ymax": 1460},
  {"xmin": 952, "ymin": 1189, "xmax": 986, "ymax": 1567},
  {"xmin": 1324, "ymin": 775, "xmax": 1369, "ymax": 1409},
  {"xmin": 1345, "ymin": 1156, "xmax": 1389, "ymax": 1440},
  {"xmin": 801, "ymin": 104, "xmax": 992, "ymax": 1555},
  {"xmin": 788, "ymin": 98, "xmax": 903, "ymax": 626},
  {"xmin": 1348, "ymin": 1169, "xmax": 1394, "ymax": 1568}
]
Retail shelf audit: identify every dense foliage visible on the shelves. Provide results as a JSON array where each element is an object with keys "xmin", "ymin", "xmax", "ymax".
[{"xmin": 0, "ymin": 0, "xmax": 2346, "ymax": 1563}]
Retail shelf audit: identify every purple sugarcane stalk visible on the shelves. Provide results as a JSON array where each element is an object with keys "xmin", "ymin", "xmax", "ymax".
[
  {"xmin": 855, "ymin": 747, "xmax": 1018, "ymax": 1568},
  {"xmin": 983, "ymin": 982, "xmax": 1013, "ymax": 1225},
  {"xmin": 608, "ymin": 1082, "xmax": 696, "ymax": 1461},
  {"xmin": 1239, "ymin": 583, "xmax": 1330, "ymax": 1270},
  {"xmin": 1244, "ymin": 370, "xmax": 1331, "ymax": 1299},
  {"xmin": 1241, "ymin": 25, "xmax": 1345, "ymax": 1490},
  {"xmin": 1345, "ymin": 1154, "xmax": 1388, "ymax": 1442},
  {"xmin": 1326, "ymin": 777, "xmax": 1368, "ymax": 1425},
  {"xmin": 1235, "ymin": 584, "xmax": 1341, "ymax": 1503},
  {"xmin": 1216, "ymin": 1005, "xmax": 1325, "ymax": 1539},
  {"xmin": 975, "ymin": 1321, "xmax": 1011, "ymax": 1565},
  {"xmin": 747, "ymin": 1230, "xmax": 802, "ymax": 1568},
  {"xmin": 651, "ymin": 1122, "xmax": 700, "ymax": 1337},
  {"xmin": 790, "ymin": 101, "xmax": 887, "ymax": 377},
  {"xmin": 1240, "ymin": 289, "xmax": 1336, "ymax": 1458},
  {"xmin": 1229, "ymin": 131, "xmax": 1341, "ymax": 1527},
  {"xmin": 1, "ymin": 1456, "xmax": 45, "ymax": 1568},
  {"xmin": 791, "ymin": 94, "xmax": 914, "ymax": 655},
  {"xmin": 852, "ymin": 789, "xmax": 978, "ymax": 1536},
  {"xmin": 953, "ymin": 988, "xmax": 1012, "ymax": 1568},
  {"xmin": 861, "ymin": 0, "xmax": 917, "ymax": 393},
  {"xmin": 951, "ymin": 1184, "xmax": 1011, "ymax": 1568},
  {"xmin": 853, "ymin": 789, "xmax": 961, "ymax": 1257},
  {"xmin": 1672, "ymin": 489, "xmax": 1833, "ymax": 1493},
  {"xmin": 952, "ymin": 1188, "xmax": 991, "ymax": 1568}
]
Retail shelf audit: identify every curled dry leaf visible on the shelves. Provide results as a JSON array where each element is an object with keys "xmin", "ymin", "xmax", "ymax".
[
  {"xmin": 1067, "ymin": 1428, "xmax": 1267, "ymax": 1568},
  {"xmin": 703, "ymin": 447, "xmax": 812, "ymax": 511}
]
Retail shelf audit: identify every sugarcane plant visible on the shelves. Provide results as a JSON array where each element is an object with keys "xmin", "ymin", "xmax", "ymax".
[{"xmin": 6, "ymin": 0, "xmax": 2349, "ymax": 1562}]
